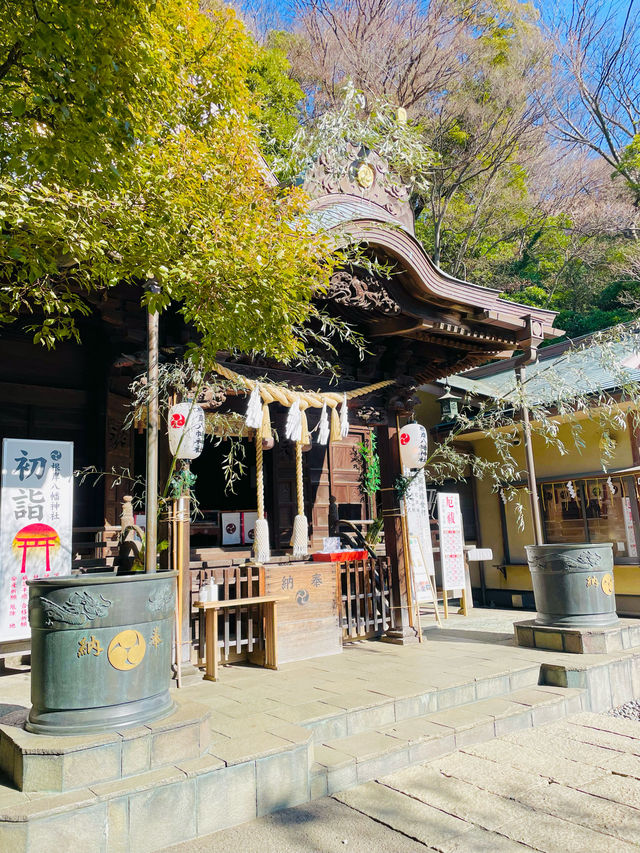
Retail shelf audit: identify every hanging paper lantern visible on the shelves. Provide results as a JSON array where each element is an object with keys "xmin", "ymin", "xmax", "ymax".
[
  {"xmin": 168, "ymin": 402, "xmax": 205, "ymax": 459},
  {"xmin": 398, "ymin": 423, "xmax": 428, "ymax": 469}
]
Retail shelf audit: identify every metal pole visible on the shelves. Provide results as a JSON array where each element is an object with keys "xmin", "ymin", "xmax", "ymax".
[
  {"xmin": 145, "ymin": 286, "xmax": 160, "ymax": 574},
  {"xmin": 517, "ymin": 365, "xmax": 544, "ymax": 546}
]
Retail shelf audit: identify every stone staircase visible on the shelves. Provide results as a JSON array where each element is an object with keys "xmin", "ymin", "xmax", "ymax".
[
  {"xmin": 310, "ymin": 684, "xmax": 584, "ymax": 800},
  {"xmin": 0, "ymin": 642, "xmax": 638, "ymax": 853}
]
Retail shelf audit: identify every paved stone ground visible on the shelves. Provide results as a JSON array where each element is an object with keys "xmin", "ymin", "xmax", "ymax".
[
  {"xmin": 611, "ymin": 699, "xmax": 640, "ymax": 721},
  {"xmin": 3, "ymin": 606, "xmax": 640, "ymax": 853},
  {"xmin": 0, "ymin": 607, "xmax": 540, "ymax": 742},
  {"xmin": 166, "ymin": 711, "xmax": 640, "ymax": 853}
]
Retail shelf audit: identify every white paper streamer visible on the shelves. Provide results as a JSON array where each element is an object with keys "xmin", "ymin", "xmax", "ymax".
[
  {"xmin": 245, "ymin": 384, "xmax": 262, "ymax": 429},
  {"xmin": 318, "ymin": 402, "xmax": 330, "ymax": 445},
  {"xmin": 339, "ymin": 393, "xmax": 349, "ymax": 438},
  {"xmin": 285, "ymin": 401, "xmax": 302, "ymax": 442}
]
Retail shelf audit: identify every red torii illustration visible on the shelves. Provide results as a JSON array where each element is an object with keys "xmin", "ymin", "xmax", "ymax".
[{"xmin": 13, "ymin": 523, "xmax": 60, "ymax": 573}]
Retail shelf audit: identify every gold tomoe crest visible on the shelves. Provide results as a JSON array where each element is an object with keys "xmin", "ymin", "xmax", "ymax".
[
  {"xmin": 356, "ymin": 162, "xmax": 375, "ymax": 188},
  {"xmin": 108, "ymin": 629, "xmax": 147, "ymax": 670}
]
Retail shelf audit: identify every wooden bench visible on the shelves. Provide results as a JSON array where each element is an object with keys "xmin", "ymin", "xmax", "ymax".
[{"xmin": 194, "ymin": 596, "xmax": 284, "ymax": 682}]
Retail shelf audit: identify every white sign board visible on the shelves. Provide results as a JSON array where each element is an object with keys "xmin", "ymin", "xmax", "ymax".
[
  {"xmin": 221, "ymin": 512, "xmax": 241, "ymax": 545},
  {"xmin": 243, "ymin": 511, "xmax": 257, "ymax": 545},
  {"xmin": 403, "ymin": 468, "xmax": 436, "ymax": 602},
  {"xmin": 0, "ymin": 439, "xmax": 73, "ymax": 643},
  {"xmin": 466, "ymin": 547, "xmax": 493, "ymax": 562},
  {"xmin": 623, "ymin": 496, "xmax": 638, "ymax": 558},
  {"xmin": 437, "ymin": 492, "xmax": 466, "ymax": 591}
]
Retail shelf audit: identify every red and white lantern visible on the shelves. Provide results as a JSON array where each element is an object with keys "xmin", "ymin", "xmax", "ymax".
[
  {"xmin": 168, "ymin": 402, "xmax": 205, "ymax": 460},
  {"xmin": 398, "ymin": 423, "xmax": 428, "ymax": 469}
]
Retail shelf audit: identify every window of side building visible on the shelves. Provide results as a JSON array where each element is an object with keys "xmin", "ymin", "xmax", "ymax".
[{"xmin": 538, "ymin": 476, "xmax": 640, "ymax": 562}]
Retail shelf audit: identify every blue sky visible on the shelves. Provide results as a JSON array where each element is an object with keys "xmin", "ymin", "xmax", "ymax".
[{"xmin": 237, "ymin": 0, "xmax": 633, "ymax": 35}]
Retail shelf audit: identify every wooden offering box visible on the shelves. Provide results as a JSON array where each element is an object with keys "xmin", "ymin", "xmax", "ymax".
[{"xmin": 265, "ymin": 560, "xmax": 341, "ymax": 664}]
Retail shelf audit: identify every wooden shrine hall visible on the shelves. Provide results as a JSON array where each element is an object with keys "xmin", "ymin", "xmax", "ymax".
[
  {"xmin": 0, "ymin": 146, "xmax": 559, "ymax": 669},
  {"xmin": 172, "ymin": 148, "xmax": 560, "ymax": 667}
]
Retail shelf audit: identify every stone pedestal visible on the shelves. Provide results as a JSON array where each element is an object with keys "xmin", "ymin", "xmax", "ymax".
[
  {"xmin": 514, "ymin": 618, "xmax": 640, "ymax": 654},
  {"xmin": 0, "ymin": 699, "xmax": 210, "ymax": 792},
  {"xmin": 381, "ymin": 625, "xmax": 421, "ymax": 645}
]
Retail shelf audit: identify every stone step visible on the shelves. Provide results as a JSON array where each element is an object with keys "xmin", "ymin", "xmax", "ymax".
[
  {"xmin": 310, "ymin": 684, "xmax": 585, "ymax": 797},
  {"xmin": 294, "ymin": 658, "xmax": 542, "ymax": 744},
  {"xmin": 0, "ymin": 684, "xmax": 586, "ymax": 853},
  {"xmin": 3, "ymin": 640, "xmax": 638, "ymax": 853}
]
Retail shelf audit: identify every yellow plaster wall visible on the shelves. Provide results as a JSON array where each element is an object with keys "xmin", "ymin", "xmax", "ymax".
[
  {"xmin": 417, "ymin": 389, "xmax": 640, "ymax": 596},
  {"xmin": 504, "ymin": 564, "xmax": 639, "ymax": 596},
  {"xmin": 414, "ymin": 392, "xmax": 443, "ymax": 428},
  {"xmin": 525, "ymin": 417, "xmax": 633, "ymax": 478}
]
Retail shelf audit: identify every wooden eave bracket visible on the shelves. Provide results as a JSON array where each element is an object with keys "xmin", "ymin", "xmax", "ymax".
[{"xmin": 478, "ymin": 309, "xmax": 563, "ymax": 339}]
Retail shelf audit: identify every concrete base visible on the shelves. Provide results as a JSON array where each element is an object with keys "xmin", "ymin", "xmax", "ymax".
[
  {"xmin": 2, "ymin": 616, "xmax": 640, "ymax": 853},
  {"xmin": 381, "ymin": 626, "xmax": 421, "ymax": 645},
  {"xmin": 0, "ymin": 699, "xmax": 211, "ymax": 792},
  {"xmin": 514, "ymin": 618, "xmax": 640, "ymax": 654}
]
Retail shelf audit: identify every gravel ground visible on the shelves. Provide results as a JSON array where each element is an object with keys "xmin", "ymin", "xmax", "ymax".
[{"xmin": 609, "ymin": 699, "xmax": 640, "ymax": 720}]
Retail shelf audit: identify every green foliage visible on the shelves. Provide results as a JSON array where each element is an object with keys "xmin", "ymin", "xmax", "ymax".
[
  {"xmin": 270, "ymin": 83, "xmax": 435, "ymax": 194},
  {"xmin": 619, "ymin": 135, "xmax": 640, "ymax": 201},
  {"xmin": 355, "ymin": 432, "xmax": 381, "ymax": 499},
  {"xmin": 248, "ymin": 33, "xmax": 305, "ymax": 163},
  {"xmin": 0, "ymin": 0, "xmax": 339, "ymax": 364},
  {"xmin": 169, "ymin": 468, "xmax": 198, "ymax": 500}
]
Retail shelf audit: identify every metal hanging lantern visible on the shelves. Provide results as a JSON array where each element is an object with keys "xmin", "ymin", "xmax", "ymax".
[
  {"xmin": 438, "ymin": 384, "xmax": 461, "ymax": 422},
  {"xmin": 398, "ymin": 422, "xmax": 428, "ymax": 469},
  {"xmin": 168, "ymin": 402, "xmax": 205, "ymax": 459}
]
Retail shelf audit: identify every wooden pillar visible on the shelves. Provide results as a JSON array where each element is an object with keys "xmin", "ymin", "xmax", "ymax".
[
  {"xmin": 377, "ymin": 423, "xmax": 418, "ymax": 644},
  {"xmin": 628, "ymin": 411, "xmax": 640, "ymax": 466}
]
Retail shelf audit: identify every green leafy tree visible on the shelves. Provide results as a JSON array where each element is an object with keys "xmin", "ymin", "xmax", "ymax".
[
  {"xmin": 248, "ymin": 33, "xmax": 305, "ymax": 165},
  {"xmin": 0, "ymin": 0, "xmax": 338, "ymax": 364}
]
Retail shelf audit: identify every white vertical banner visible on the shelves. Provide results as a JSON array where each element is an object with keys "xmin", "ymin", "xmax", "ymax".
[
  {"xmin": 437, "ymin": 492, "xmax": 466, "ymax": 591},
  {"xmin": 623, "ymin": 496, "xmax": 638, "ymax": 558},
  {"xmin": 403, "ymin": 467, "xmax": 436, "ymax": 602},
  {"xmin": 0, "ymin": 439, "xmax": 74, "ymax": 643}
]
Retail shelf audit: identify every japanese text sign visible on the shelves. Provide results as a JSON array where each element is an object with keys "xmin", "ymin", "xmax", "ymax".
[
  {"xmin": 0, "ymin": 439, "xmax": 73, "ymax": 642},
  {"xmin": 403, "ymin": 467, "xmax": 436, "ymax": 602},
  {"xmin": 437, "ymin": 492, "xmax": 466, "ymax": 591}
]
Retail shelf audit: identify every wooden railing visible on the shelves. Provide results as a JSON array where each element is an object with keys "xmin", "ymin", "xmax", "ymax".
[
  {"xmin": 338, "ymin": 556, "xmax": 395, "ymax": 641},
  {"xmin": 191, "ymin": 564, "xmax": 266, "ymax": 665}
]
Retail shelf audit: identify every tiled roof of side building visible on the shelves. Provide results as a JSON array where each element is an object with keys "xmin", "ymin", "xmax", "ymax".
[{"xmin": 440, "ymin": 327, "xmax": 640, "ymax": 405}]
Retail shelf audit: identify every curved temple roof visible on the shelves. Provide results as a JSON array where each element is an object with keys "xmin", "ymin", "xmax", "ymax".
[{"xmin": 301, "ymin": 148, "xmax": 561, "ymax": 373}]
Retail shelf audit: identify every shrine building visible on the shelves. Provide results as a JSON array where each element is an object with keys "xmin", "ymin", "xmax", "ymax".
[{"xmin": 0, "ymin": 147, "xmax": 559, "ymax": 664}]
